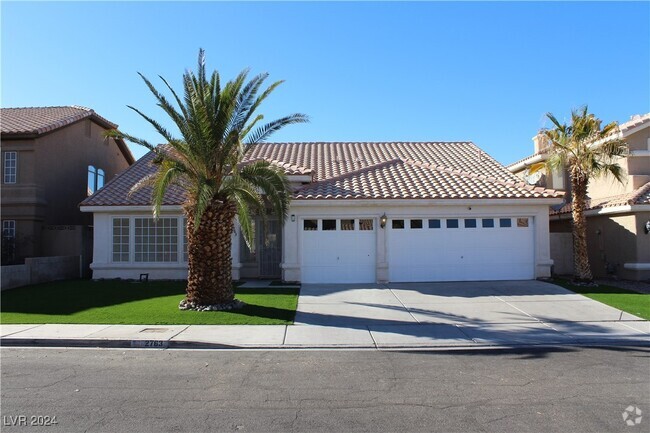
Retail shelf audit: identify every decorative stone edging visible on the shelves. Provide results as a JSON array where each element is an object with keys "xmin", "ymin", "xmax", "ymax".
[{"xmin": 178, "ymin": 298, "xmax": 245, "ymax": 312}]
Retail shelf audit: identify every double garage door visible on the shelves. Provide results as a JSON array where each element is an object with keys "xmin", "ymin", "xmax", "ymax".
[{"xmin": 300, "ymin": 216, "xmax": 535, "ymax": 283}]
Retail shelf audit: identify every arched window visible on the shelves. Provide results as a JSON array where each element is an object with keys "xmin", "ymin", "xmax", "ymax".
[
  {"xmin": 97, "ymin": 169, "xmax": 105, "ymax": 190},
  {"xmin": 87, "ymin": 165, "xmax": 96, "ymax": 196}
]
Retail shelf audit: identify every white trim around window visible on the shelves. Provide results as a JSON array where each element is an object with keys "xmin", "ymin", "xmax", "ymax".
[
  {"xmin": 111, "ymin": 216, "xmax": 189, "ymax": 264},
  {"xmin": 3, "ymin": 151, "xmax": 17, "ymax": 184}
]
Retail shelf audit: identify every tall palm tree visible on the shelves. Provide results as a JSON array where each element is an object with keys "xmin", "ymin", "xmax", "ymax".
[
  {"xmin": 531, "ymin": 106, "xmax": 627, "ymax": 283},
  {"xmin": 109, "ymin": 49, "xmax": 308, "ymax": 309}
]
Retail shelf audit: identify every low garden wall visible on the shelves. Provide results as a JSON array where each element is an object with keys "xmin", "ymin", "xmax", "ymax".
[{"xmin": 1, "ymin": 256, "xmax": 81, "ymax": 291}]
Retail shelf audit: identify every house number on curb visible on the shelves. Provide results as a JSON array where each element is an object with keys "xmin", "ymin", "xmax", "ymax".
[{"xmin": 130, "ymin": 340, "xmax": 168, "ymax": 348}]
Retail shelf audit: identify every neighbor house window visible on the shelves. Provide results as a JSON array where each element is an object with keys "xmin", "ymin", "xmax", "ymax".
[
  {"xmin": 482, "ymin": 218, "xmax": 494, "ymax": 228},
  {"xmin": 3, "ymin": 152, "xmax": 17, "ymax": 184},
  {"xmin": 392, "ymin": 220, "xmax": 405, "ymax": 229},
  {"xmin": 303, "ymin": 220, "xmax": 318, "ymax": 231},
  {"xmin": 134, "ymin": 218, "xmax": 178, "ymax": 262},
  {"xmin": 322, "ymin": 219, "xmax": 336, "ymax": 231},
  {"xmin": 87, "ymin": 165, "xmax": 105, "ymax": 196},
  {"xmin": 428, "ymin": 219, "xmax": 441, "ymax": 229},
  {"xmin": 2, "ymin": 220, "xmax": 16, "ymax": 239},
  {"xmin": 359, "ymin": 219, "xmax": 374, "ymax": 230},
  {"xmin": 517, "ymin": 218, "xmax": 529, "ymax": 228},
  {"xmin": 446, "ymin": 219, "xmax": 459, "ymax": 228},
  {"xmin": 112, "ymin": 218, "xmax": 130, "ymax": 262},
  {"xmin": 97, "ymin": 169, "xmax": 105, "ymax": 190},
  {"xmin": 499, "ymin": 218, "xmax": 512, "ymax": 228},
  {"xmin": 341, "ymin": 219, "xmax": 355, "ymax": 230},
  {"xmin": 410, "ymin": 219, "xmax": 423, "ymax": 229}
]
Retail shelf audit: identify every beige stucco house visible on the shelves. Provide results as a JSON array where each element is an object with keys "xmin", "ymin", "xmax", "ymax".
[
  {"xmin": 508, "ymin": 113, "xmax": 650, "ymax": 281},
  {"xmin": 1, "ymin": 106, "xmax": 134, "ymax": 271},
  {"xmin": 80, "ymin": 141, "xmax": 563, "ymax": 284}
]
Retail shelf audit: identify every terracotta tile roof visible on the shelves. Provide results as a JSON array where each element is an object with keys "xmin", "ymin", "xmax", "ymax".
[
  {"xmin": 1, "ymin": 106, "xmax": 117, "ymax": 136},
  {"xmin": 248, "ymin": 142, "xmax": 519, "ymax": 182},
  {"xmin": 295, "ymin": 159, "xmax": 562, "ymax": 200},
  {"xmin": 551, "ymin": 182, "xmax": 650, "ymax": 215},
  {"xmin": 81, "ymin": 142, "xmax": 562, "ymax": 207}
]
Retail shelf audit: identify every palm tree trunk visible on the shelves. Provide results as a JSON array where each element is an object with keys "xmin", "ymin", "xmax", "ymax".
[
  {"xmin": 184, "ymin": 199, "xmax": 237, "ymax": 306},
  {"xmin": 570, "ymin": 169, "xmax": 593, "ymax": 283}
]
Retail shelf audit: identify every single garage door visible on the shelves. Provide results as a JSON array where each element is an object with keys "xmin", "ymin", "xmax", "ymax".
[
  {"xmin": 301, "ymin": 218, "xmax": 376, "ymax": 283},
  {"xmin": 388, "ymin": 217, "xmax": 535, "ymax": 282}
]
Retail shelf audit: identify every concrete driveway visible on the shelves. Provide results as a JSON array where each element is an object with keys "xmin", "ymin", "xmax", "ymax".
[{"xmin": 288, "ymin": 280, "xmax": 649, "ymax": 347}]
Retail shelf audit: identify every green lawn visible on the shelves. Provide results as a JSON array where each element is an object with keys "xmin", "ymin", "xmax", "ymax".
[
  {"xmin": 0, "ymin": 280, "xmax": 299, "ymax": 325},
  {"xmin": 552, "ymin": 279, "xmax": 650, "ymax": 320}
]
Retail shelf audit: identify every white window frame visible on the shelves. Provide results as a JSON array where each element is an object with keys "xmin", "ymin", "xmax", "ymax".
[
  {"xmin": 4, "ymin": 151, "xmax": 17, "ymax": 184},
  {"xmin": 133, "ymin": 217, "xmax": 180, "ymax": 263},
  {"xmin": 111, "ymin": 217, "xmax": 130, "ymax": 262}
]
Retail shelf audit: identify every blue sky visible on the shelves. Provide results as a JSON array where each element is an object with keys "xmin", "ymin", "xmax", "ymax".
[{"xmin": 2, "ymin": 1, "xmax": 649, "ymax": 164}]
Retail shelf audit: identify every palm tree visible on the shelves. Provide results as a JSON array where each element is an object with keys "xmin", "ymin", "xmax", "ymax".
[
  {"xmin": 531, "ymin": 106, "xmax": 627, "ymax": 283},
  {"xmin": 109, "ymin": 49, "xmax": 308, "ymax": 309}
]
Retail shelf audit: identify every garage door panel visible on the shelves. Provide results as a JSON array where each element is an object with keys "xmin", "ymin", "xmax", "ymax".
[
  {"xmin": 389, "ymin": 218, "xmax": 534, "ymax": 282},
  {"xmin": 301, "ymin": 221, "xmax": 376, "ymax": 284}
]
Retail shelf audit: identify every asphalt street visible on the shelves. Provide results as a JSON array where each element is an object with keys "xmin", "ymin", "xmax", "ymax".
[{"xmin": 1, "ymin": 346, "xmax": 649, "ymax": 433}]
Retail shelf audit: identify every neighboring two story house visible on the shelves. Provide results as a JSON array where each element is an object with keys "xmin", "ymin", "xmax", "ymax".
[
  {"xmin": 1, "ymin": 106, "xmax": 134, "ymax": 273},
  {"xmin": 508, "ymin": 113, "xmax": 650, "ymax": 281}
]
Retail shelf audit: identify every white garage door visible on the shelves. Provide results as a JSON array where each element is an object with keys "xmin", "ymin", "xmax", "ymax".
[
  {"xmin": 301, "ymin": 218, "xmax": 376, "ymax": 283},
  {"xmin": 389, "ymin": 217, "xmax": 535, "ymax": 282}
]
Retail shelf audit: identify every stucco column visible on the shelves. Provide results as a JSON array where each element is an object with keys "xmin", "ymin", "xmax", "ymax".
[
  {"xmin": 535, "ymin": 209, "xmax": 553, "ymax": 278},
  {"xmin": 231, "ymin": 219, "xmax": 241, "ymax": 280},
  {"xmin": 281, "ymin": 209, "xmax": 301, "ymax": 282},
  {"xmin": 376, "ymin": 214, "xmax": 389, "ymax": 283}
]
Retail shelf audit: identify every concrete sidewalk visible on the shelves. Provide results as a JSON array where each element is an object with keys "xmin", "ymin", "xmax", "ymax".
[
  {"xmin": 1, "ymin": 320, "xmax": 648, "ymax": 350},
  {"xmin": 2, "ymin": 280, "xmax": 648, "ymax": 350}
]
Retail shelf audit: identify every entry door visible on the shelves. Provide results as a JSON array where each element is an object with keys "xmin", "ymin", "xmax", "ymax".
[{"xmin": 258, "ymin": 220, "xmax": 282, "ymax": 278}]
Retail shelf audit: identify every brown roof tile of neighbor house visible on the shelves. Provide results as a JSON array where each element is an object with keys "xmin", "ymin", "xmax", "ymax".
[
  {"xmin": 80, "ymin": 142, "xmax": 563, "ymax": 207},
  {"xmin": 1, "ymin": 106, "xmax": 135, "ymax": 164},
  {"xmin": 1, "ymin": 106, "xmax": 117, "ymax": 136},
  {"xmin": 551, "ymin": 182, "xmax": 650, "ymax": 215}
]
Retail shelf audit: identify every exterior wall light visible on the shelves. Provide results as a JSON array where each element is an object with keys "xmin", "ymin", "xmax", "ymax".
[
  {"xmin": 291, "ymin": 214, "xmax": 296, "ymax": 222},
  {"xmin": 380, "ymin": 213, "xmax": 387, "ymax": 229}
]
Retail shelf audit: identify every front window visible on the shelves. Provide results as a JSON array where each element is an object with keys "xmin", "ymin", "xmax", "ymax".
[
  {"xmin": 4, "ymin": 152, "xmax": 17, "ymax": 184},
  {"xmin": 134, "ymin": 218, "xmax": 178, "ymax": 262},
  {"xmin": 112, "ymin": 218, "xmax": 130, "ymax": 262}
]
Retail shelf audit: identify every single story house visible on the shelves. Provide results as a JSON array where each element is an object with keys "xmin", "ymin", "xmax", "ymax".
[{"xmin": 80, "ymin": 142, "xmax": 563, "ymax": 284}]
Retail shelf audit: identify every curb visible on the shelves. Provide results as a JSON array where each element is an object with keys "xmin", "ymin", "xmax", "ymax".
[{"xmin": 2, "ymin": 337, "xmax": 649, "ymax": 351}]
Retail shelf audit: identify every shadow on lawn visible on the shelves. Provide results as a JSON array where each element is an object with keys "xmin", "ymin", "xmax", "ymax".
[{"xmin": 0, "ymin": 279, "xmax": 298, "ymax": 319}]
